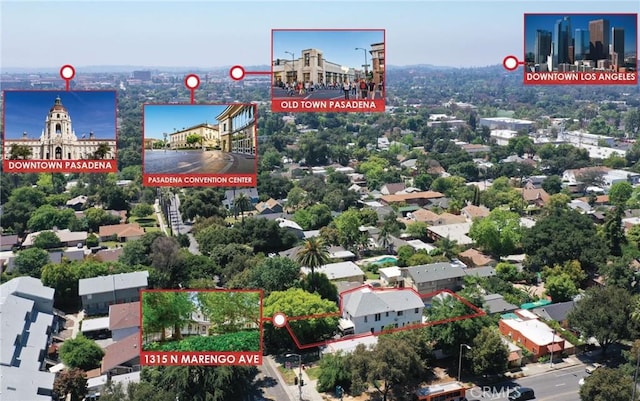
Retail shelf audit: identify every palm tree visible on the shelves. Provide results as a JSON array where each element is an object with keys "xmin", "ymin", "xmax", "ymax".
[
  {"xmin": 233, "ymin": 193, "xmax": 252, "ymax": 224},
  {"xmin": 92, "ymin": 143, "xmax": 111, "ymax": 159},
  {"xmin": 378, "ymin": 226, "xmax": 392, "ymax": 253},
  {"xmin": 436, "ymin": 235, "xmax": 458, "ymax": 259},
  {"xmin": 296, "ymin": 237, "xmax": 330, "ymax": 293}
]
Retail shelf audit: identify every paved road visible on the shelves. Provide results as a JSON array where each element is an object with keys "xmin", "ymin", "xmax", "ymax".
[
  {"xmin": 468, "ymin": 365, "xmax": 588, "ymax": 401},
  {"xmin": 144, "ymin": 149, "xmax": 255, "ymax": 174},
  {"xmin": 257, "ymin": 356, "xmax": 293, "ymax": 401},
  {"xmin": 273, "ymin": 87, "xmax": 383, "ymax": 100}
]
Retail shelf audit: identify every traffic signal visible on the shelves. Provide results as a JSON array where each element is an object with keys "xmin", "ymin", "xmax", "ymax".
[
  {"xmin": 276, "ymin": 59, "xmax": 280, "ymax": 65},
  {"xmin": 300, "ymin": 379, "xmax": 304, "ymax": 386},
  {"xmin": 294, "ymin": 377, "xmax": 298, "ymax": 385}
]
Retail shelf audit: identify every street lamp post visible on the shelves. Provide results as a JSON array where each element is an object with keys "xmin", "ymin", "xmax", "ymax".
[
  {"xmin": 631, "ymin": 348, "xmax": 639, "ymax": 401},
  {"xmin": 163, "ymin": 132, "xmax": 168, "ymax": 152},
  {"xmin": 549, "ymin": 330, "xmax": 556, "ymax": 368},
  {"xmin": 355, "ymin": 47, "xmax": 369, "ymax": 78},
  {"xmin": 458, "ymin": 344, "xmax": 471, "ymax": 383},
  {"xmin": 285, "ymin": 51, "xmax": 295, "ymax": 83},
  {"xmin": 286, "ymin": 353, "xmax": 302, "ymax": 401}
]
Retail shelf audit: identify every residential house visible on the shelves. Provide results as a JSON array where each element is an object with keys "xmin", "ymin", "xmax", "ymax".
[
  {"xmin": 321, "ymin": 334, "xmax": 378, "ymax": 355},
  {"xmin": 0, "ymin": 234, "xmax": 19, "ymax": 251},
  {"xmin": 426, "ymin": 222, "xmax": 474, "ymax": 246},
  {"xmin": 531, "ymin": 300, "xmax": 577, "ymax": 328},
  {"xmin": 47, "ymin": 249, "xmax": 85, "ymax": 265},
  {"xmin": 0, "ymin": 277, "xmax": 58, "ymax": 401},
  {"xmin": 222, "ymin": 188, "xmax": 259, "ymax": 210},
  {"xmin": 499, "ymin": 309, "xmax": 567, "ymax": 361},
  {"xmin": 98, "ymin": 223, "xmax": 145, "ymax": 242},
  {"xmin": 100, "ymin": 332, "xmax": 140, "ymax": 375},
  {"xmin": 22, "ymin": 228, "xmax": 88, "ymax": 248},
  {"xmin": 503, "ymin": 337, "xmax": 523, "ymax": 367},
  {"xmin": 109, "ymin": 302, "xmax": 140, "ymax": 342},
  {"xmin": 483, "ymin": 294, "xmax": 518, "ymax": 314},
  {"xmin": 380, "ymin": 183, "xmax": 406, "ymax": 196},
  {"xmin": 255, "ymin": 198, "xmax": 283, "ymax": 215},
  {"xmin": 458, "ymin": 249, "xmax": 495, "ymax": 268},
  {"xmin": 78, "ymin": 271, "xmax": 149, "ymax": 315},
  {"xmin": 276, "ymin": 218, "xmax": 304, "ymax": 239},
  {"xmin": 65, "ymin": 195, "xmax": 88, "ymax": 211},
  {"xmin": 461, "ymin": 204, "xmax": 490, "ymax": 221},
  {"xmin": 380, "ymin": 191, "xmax": 446, "ymax": 207},
  {"xmin": 300, "ymin": 261, "xmax": 365, "ymax": 283},
  {"xmin": 399, "ymin": 262, "xmax": 466, "ymax": 295},
  {"xmin": 378, "ymin": 266, "xmax": 402, "ymax": 286},
  {"xmin": 87, "ymin": 371, "xmax": 140, "ymax": 401},
  {"xmin": 340, "ymin": 285, "xmax": 424, "ymax": 335},
  {"xmin": 517, "ymin": 185, "xmax": 551, "ymax": 209},
  {"xmin": 94, "ymin": 247, "xmax": 124, "ymax": 263}
]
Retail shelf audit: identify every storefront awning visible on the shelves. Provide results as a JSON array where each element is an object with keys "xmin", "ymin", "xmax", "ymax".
[{"xmin": 547, "ymin": 343, "xmax": 563, "ymax": 353}]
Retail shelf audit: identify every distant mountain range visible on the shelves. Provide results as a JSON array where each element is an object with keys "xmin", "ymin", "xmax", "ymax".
[{"xmin": 2, "ymin": 63, "xmax": 464, "ymax": 74}]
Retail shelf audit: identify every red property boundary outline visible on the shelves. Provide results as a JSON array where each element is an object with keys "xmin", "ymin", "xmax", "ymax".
[
  {"xmin": 2, "ymin": 89, "xmax": 119, "ymax": 173},
  {"xmin": 522, "ymin": 12, "xmax": 638, "ymax": 85},
  {"xmin": 139, "ymin": 288, "xmax": 265, "ymax": 357},
  {"xmin": 264, "ymin": 286, "xmax": 486, "ymax": 350},
  {"xmin": 270, "ymin": 28, "xmax": 387, "ymax": 113},
  {"xmin": 140, "ymin": 102, "xmax": 259, "ymax": 187}
]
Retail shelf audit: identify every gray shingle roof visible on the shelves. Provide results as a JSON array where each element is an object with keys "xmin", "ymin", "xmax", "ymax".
[
  {"xmin": 404, "ymin": 263, "xmax": 466, "ymax": 283},
  {"xmin": 342, "ymin": 287, "xmax": 424, "ymax": 317},
  {"xmin": 78, "ymin": 271, "xmax": 149, "ymax": 296}
]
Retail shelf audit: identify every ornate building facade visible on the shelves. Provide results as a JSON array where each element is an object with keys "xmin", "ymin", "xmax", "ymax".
[
  {"xmin": 216, "ymin": 104, "xmax": 256, "ymax": 155},
  {"xmin": 168, "ymin": 123, "xmax": 220, "ymax": 149},
  {"xmin": 3, "ymin": 96, "xmax": 116, "ymax": 160}
]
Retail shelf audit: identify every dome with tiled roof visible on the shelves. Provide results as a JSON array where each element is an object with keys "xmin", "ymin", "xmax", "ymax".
[{"xmin": 50, "ymin": 96, "xmax": 67, "ymax": 112}]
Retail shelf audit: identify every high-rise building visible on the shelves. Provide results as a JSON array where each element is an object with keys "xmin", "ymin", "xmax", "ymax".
[
  {"xmin": 611, "ymin": 27, "xmax": 625, "ymax": 70},
  {"xmin": 574, "ymin": 29, "xmax": 590, "ymax": 61},
  {"xmin": 589, "ymin": 19, "xmax": 610, "ymax": 62},
  {"xmin": 534, "ymin": 30, "xmax": 552, "ymax": 65},
  {"xmin": 553, "ymin": 17, "xmax": 572, "ymax": 69}
]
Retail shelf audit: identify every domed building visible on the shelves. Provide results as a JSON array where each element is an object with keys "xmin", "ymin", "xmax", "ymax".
[{"xmin": 4, "ymin": 96, "xmax": 117, "ymax": 160}]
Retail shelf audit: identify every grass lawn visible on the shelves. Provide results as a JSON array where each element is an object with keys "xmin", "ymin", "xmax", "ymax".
[
  {"xmin": 365, "ymin": 271, "xmax": 379, "ymax": 280},
  {"xmin": 144, "ymin": 226, "xmax": 160, "ymax": 233},
  {"xmin": 100, "ymin": 241, "xmax": 119, "ymax": 248},
  {"xmin": 305, "ymin": 366, "xmax": 321, "ymax": 380},
  {"xmin": 277, "ymin": 365, "xmax": 297, "ymax": 385}
]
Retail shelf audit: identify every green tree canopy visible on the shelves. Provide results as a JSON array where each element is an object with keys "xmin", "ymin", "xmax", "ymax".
[
  {"xmin": 470, "ymin": 327, "xmax": 509, "ymax": 376},
  {"xmin": 469, "ymin": 209, "xmax": 522, "ymax": 257},
  {"xmin": 142, "ymin": 291, "xmax": 194, "ymax": 342},
  {"xmin": 14, "ymin": 247, "xmax": 50, "ymax": 277},
  {"xmin": 197, "ymin": 291, "xmax": 260, "ymax": 333},
  {"xmin": 53, "ymin": 368, "xmax": 88, "ymax": 401},
  {"xmin": 59, "ymin": 335, "xmax": 105, "ymax": 371},
  {"xmin": 579, "ymin": 367, "xmax": 634, "ymax": 401}
]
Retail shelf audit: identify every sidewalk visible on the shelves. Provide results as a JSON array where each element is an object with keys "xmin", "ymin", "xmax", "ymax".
[
  {"xmin": 506, "ymin": 355, "xmax": 582, "ymax": 378},
  {"xmin": 263, "ymin": 355, "xmax": 327, "ymax": 401}
]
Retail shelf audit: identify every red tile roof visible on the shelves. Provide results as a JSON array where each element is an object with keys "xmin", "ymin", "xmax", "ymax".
[
  {"xmin": 101, "ymin": 332, "xmax": 140, "ymax": 373},
  {"xmin": 109, "ymin": 302, "xmax": 140, "ymax": 331}
]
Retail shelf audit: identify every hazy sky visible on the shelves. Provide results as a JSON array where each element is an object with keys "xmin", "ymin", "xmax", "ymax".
[
  {"xmin": 1, "ymin": 0, "xmax": 638, "ymax": 68},
  {"xmin": 3, "ymin": 91, "xmax": 116, "ymax": 139},
  {"xmin": 144, "ymin": 104, "xmax": 228, "ymax": 139},
  {"xmin": 273, "ymin": 30, "xmax": 384, "ymax": 69}
]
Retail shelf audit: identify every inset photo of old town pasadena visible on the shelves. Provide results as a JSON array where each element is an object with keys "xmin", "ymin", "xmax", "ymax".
[
  {"xmin": 271, "ymin": 29, "xmax": 385, "ymax": 113},
  {"xmin": 142, "ymin": 104, "xmax": 258, "ymax": 187},
  {"xmin": 2, "ymin": 90, "xmax": 117, "ymax": 173},
  {"xmin": 524, "ymin": 13, "xmax": 637, "ymax": 85},
  {"xmin": 140, "ymin": 290, "xmax": 262, "ymax": 366}
]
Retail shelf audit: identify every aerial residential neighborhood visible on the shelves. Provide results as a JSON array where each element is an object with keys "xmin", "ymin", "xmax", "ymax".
[{"xmin": 2, "ymin": 2, "xmax": 640, "ymax": 401}]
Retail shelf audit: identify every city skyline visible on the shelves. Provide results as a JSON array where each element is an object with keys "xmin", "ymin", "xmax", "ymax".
[
  {"xmin": 525, "ymin": 14, "xmax": 637, "ymax": 56},
  {"xmin": 143, "ymin": 104, "xmax": 228, "ymax": 140},
  {"xmin": 2, "ymin": 1, "xmax": 637, "ymax": 69},
  {"xmin": 2, "ymin": 91, "xmax": 116, "ymax": 140},
  {"xmin": 273, "ymin": 30, "xmax": 384, "ymax": 70}
]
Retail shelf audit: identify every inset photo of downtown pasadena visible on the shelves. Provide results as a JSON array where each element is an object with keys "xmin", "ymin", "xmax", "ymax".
[
  {"xmin": 2, "ymin": 90, "xmax": 117, "ymax": 173},
  {"xmin": 142, "ymin": 104, "xmax": 257, "ymax": 187},
  {"xmin": 524, "ymin": 13, "xmax": 638, "ymax": 84},
  {"xmin": 271, "ymin": 29, "xmax": 385, "ymax": 112}
]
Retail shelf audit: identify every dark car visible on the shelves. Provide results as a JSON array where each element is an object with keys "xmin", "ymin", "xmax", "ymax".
[{"xmin": 508, "ymin": 387, "xmax": 535, "ymax": 401}]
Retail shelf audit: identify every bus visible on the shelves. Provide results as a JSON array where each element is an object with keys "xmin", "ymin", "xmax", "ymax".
[{"xmin": 414, "ymin": 382, "xmax": 466, "ymax": 401}]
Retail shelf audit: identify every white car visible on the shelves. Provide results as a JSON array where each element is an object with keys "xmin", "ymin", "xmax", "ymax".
[{"xmin": 585, "ymin": 363, "xmax": 603, "ymax": 374}]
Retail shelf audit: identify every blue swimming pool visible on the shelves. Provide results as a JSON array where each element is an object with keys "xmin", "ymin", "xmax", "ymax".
[{"xmin": 372, "ymin": 256, "xmax": 398, "ymax": 265}]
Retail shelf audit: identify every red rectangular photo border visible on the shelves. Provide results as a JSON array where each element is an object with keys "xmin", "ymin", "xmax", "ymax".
[
  {"xmin": 139, "ymin": 289, "xmax": 264, "ymax": 366},
  {"xmin": 522, "ymin": 13, "xmax": 638, "ymax": 85},
  {"xmin": 271, "ymin": 28, "xmax": 386, "ymax": 113},
  {"xmin": 2, "ymin": 90, "xmax": 118, "ymax": 173},
  {"xmin": 141, "ymin": 103, "xmax": 258, "ymax": 188}
]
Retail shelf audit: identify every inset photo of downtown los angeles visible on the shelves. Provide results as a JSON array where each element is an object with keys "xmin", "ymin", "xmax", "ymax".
[
  {"xmin": 524, "ymin": 13, "xmax": 637, "ymax": 84},
  {"xmin": 271, "ymin": 29, "xmax": 385, "ymax": 112},
  {"xmin": 142, "ymin": 104, "xmax": 257, "ymax": 187}
]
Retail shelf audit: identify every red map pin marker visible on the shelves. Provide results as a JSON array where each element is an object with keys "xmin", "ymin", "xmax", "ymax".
[
  {"xmin": 60, "ymin": 65, "xmax": 76, "ymax": 91},
  {"xmin": 184, "ymin": 74, "xmax": 200, "ymax": 104},
  {"xmin": 272, "ymin": 312, "xmax": 287, "ymax": 328},
  {"xmin": 229, "ymin": 65, "xmax": 246, "ymax": 81},
  {"xmin": 502, "ymin": 55, "xmax": 521, "ymax": 71}
]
